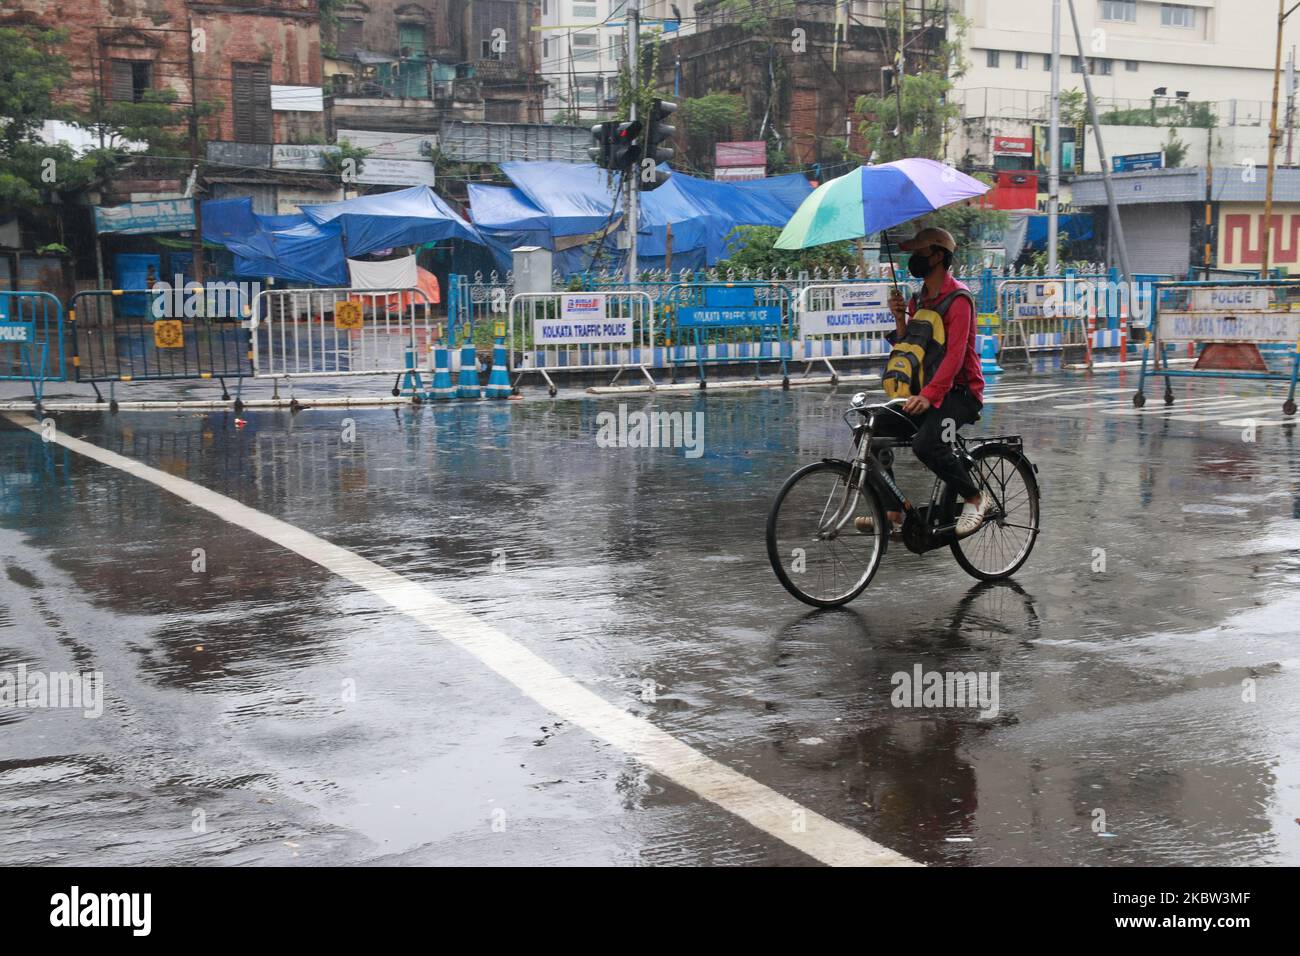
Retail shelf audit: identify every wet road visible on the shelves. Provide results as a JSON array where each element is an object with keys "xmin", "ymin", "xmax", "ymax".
[{"xmin": 2, "ymin": 367, "xmax": 1299, "ymax": 866}]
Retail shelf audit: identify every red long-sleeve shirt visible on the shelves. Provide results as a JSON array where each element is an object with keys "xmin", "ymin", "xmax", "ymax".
[{"xmin": 908, "ymin": 274, "xmax": 985, "ymax": 406}]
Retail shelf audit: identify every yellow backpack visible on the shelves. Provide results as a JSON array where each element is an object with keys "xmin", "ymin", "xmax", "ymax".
[{"xmin": 881, "ymin": 290, "xmax": 972, "ymax": 399}]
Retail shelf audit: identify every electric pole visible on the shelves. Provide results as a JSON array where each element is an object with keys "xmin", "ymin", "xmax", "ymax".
[
  {"xmin": 1048, "ymin": 0, "xmax": 1061, "ymax": 274},
  {"xmin": 625, "ymin": 0, "xmax": 640, "ymax": 280},
  {"xmin": 187, "ymin": 16, "xmax": 204, "ymax": 283},
  {"xmin": 1066, "ymin": 0, "xmax": 1133, "ymax": 287},
  {"xmin": 1263, "ymin": 0, "xmax": 1287, "ymax": 277}
]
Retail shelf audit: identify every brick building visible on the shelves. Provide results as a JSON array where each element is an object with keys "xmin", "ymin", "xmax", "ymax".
[
  {"xmin": 656, "ymin": 0, "xmax": 947, "ymax": 173},
  {"xmin": 2, "ymin": 0, "xmax": 327, "ymax": 149},
  {"xmin": 324, "ymin": 0, "xmax": 543, "ymax": 129}
]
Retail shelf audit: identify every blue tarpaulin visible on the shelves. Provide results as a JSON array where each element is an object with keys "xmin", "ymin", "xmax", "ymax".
[
  {"xmin": 301, "ymin": 185, "xmax": 482, "ymax": 254},
  {"xmin": 1024, "ymin": 212, "xmax": 1095, "ymax": 249},
  {"xmin": 477, "ymin": 163, "xmax": 811, "ymax": 275}
]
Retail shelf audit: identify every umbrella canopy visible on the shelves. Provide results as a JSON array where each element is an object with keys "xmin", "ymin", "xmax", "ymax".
[{"xmin": 774, "ymin": 158, "xmax": 989, "ymax": 250}]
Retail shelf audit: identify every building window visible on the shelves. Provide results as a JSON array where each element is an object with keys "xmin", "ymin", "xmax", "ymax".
[
  {"xmin": 572, "ymin": 34, "xmax": 597, "ymax": 60},
  {"xmin": 1125, "ymin": 59, "xmax": 1140, "ymax": 72},
  {"xmin": 573, "ymin": 2, "xmax": 597, "ymax": 17},
  {"xmin": 398, "ymin": 23, "xmax": 427, "ymax": 57},
  {"xmin": 1161, "ymin": 4, "xmax": 1195, "ymax": 27},
  {"xmin": 1071, "ymin": 56, "xmax": 1084, "ymax": 73},
  {"xmin": 1015, "ymin": 51, "xmax": 1028, "ymax": 69},
  {"xmin": 1094, "ymin": 58, "xmax": 1113, "ymax": 75},
  {"xmin": 543, "ymin": 38, "xmax": 549, "ymax": 57},
  {"xmin": 338, "ymin": 18, "xmax": 364, "ymax": 55},
  {"xmin": 1099, "ymin": 1, "xmax": 1136, "ymax": 22},
  {"xmin": 110, "ymin": 59, "xmax": 152, "ymax": 103},
  {"xmin": 231, "ymin": 62, "xmax": 272, "ymax": 144},
  {"xmin": 1043, "ymin": 53, "xmax": 1052, "ymax": 70},
  {"xmin": 986, "ymin": 49, "xmax": 1000, "ymax": 68}
]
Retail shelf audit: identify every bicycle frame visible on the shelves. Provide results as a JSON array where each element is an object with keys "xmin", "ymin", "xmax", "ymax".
[{"xmin": 816, "ymin": 401, "xmax": 1023, "ymax": 554}]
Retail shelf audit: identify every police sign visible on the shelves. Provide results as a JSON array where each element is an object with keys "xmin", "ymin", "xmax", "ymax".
[
  {"xmin": 799, "ymin": 283, "xmax": 895, "ymax": 337},
  {"xmin": 0, "ymin": 322, "xmax": 35, "ymax": 344}
]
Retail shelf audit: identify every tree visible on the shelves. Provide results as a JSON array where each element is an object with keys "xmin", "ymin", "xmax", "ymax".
[
  {"xmin": 855, "ymin": 72, "xmax": 959, "ymax": 164},
  {"xmin": 1163, "ymin": 128, "xmax": 1188, "ymax": 168},
  {"xmin": 715, "ymin": 225, "xmax": 857, "ymax": 274},
  {"xmin": 679, "ymin": 93, "xmax": 747, "ymax": 170}
]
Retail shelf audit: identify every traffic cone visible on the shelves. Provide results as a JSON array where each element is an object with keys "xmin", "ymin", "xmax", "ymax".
[
  {"xmin": 457, "ymin": 341, "xmax": 481, "ymax": 399},
  {"xmin": 485, "ymin": 321, "xmax": 512, "ymax": 399},
  {"xmin": 431, "ymin": 342, "xmax": 456, "ymax": 401},
  {"xmin": 979, "ymin": 334, "xmax": 1003, "ymax": 376}
]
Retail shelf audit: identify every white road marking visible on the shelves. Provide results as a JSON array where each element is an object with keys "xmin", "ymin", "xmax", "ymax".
[
  {"xmin": 1101, "ymin": 396, "xmax": 1266, "ymax": 417},
  {"xmin": 1, "ymin": 412, "xmax": 916, "ymax": 868},
  {"xmin": 985, "ymin": 386, "xmax": 1129, "ymax": 405}
]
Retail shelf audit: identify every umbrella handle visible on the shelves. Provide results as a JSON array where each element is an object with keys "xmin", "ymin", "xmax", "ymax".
[{"xmin": 882, "ymin": 231, "xmax": 902, "ymax": 298}]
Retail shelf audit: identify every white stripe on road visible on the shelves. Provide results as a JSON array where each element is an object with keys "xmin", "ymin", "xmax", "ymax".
[
  {"xmin": 2, "ymin": 413, "xmax": 916, "ymax": 868},
  {"xmin": 985, "ymin": 386, "xmax": 1130, "ymax": 405}
]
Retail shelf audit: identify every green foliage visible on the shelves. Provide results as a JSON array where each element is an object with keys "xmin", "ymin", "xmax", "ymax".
[
  {"xmin": 82, "ymin": 88, "xmax": 201, "ymax": 154},
  {"xmin": 855, "ymin": 72, "xmax": 959, "ymax": 164},
  {"xmin": 679, "ymin": 93, "xmax": 747, "ymax": 168},
  {"xmin": 321, "ymin": 138, "xmax": 372, "ymax": 179},
  {"xmin": 1163, "ymin": 128, "xmax": 1188, "ymax": 168},
  {"xmin": 716, "ymin": 0, "xmax": 793, "ymax": 31},
  {"xmin": 924, "ymin": 189, "xmax": 1009, "ymax": 273},
  {"xmin": 0, "ymin": 26, "xmax": 71, "ymax": 156},
  {"xmin": 1100, "ymin": 99, "xmax": 1216, "ymax": 129},
  {"xmin": 0, "ymin": 138, "xmax": 116, "ymax": 207},
  {"xmin": 715, "ymin": 225, "xmax": 858, "ymax": 274}
]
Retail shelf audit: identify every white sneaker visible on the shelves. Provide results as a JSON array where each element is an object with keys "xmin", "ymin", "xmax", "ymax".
[
  {"xmin": 955, "ymin": 492, "xmax": 993, "ymax": 538},
  {"xmin": 854, "ymin": 515, "xmax": 875, "ymax": 533}
]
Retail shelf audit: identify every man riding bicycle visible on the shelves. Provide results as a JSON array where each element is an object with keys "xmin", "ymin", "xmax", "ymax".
[{"xmin": 857, "ymin": 226, "xmax": 991, "ymax": 539}]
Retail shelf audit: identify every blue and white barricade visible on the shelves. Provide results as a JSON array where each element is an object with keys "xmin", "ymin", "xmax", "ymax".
[
  {"xmin": 794, "ymin": 282, "xmax": 898, "ymax": 381},
  {"xmin": 507, "ymin": 291, "xmax": 656, "ymax": 393},
  {"xmin": 662, "ymin": 282, "xmax": 794, "ymax": 386},
  {"xmin": 1136, "ymin": 280, "xmax": 1300, "ymax": 414},
  {"xmin": 996, "ymin": 278, "xmax": 1093, "ymax": 370},
  {"xmin": 0, "ymin": 291, "xmax": 66, "ymax": 404}
]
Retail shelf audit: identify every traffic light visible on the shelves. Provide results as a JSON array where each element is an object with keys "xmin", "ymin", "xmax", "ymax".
[
  {"xmin": 589, "ymin": 121, "xmax": 616, "ymax": 169},
  {"xmin": 611, "ymin": 119, "xmax": 643, "ymax": 174},
  {"xmin": 638, "ymin": 99, "xmax": 677, "ymax": 191}
]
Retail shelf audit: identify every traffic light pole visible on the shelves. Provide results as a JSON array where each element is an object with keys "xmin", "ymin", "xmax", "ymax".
[{"xmin": 626, "ymin": 0, "xmax": 639, "ymax": 280}]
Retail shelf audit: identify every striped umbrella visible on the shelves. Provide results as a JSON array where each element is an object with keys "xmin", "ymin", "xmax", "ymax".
[{"xmin": 774, "ymin": 158, "xmax": 989, "ymax": 250}]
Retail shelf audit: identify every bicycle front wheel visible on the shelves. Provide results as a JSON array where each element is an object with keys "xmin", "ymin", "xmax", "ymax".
[
  {"xmin": 766, "ymin": 460, "xmax": 887, "ymax": 608},
  {"xmin": 951, "ymin": 445, "xmax": 1040, "ymax": 581}
]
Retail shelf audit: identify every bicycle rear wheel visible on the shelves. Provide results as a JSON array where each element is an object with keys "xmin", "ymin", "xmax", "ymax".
[
  {"xmin": 951, "ymin": 445, "xmax": 1040, "ymax": 581},
  {"xmin": 766, "ymin": 460, "xmax": 887, "ymax": 607}
]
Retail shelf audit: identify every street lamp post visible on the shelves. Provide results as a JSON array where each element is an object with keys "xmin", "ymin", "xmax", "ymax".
[{"xmin": 1262, "ymin": 0, "xmax": 1299, "ymax": 278}]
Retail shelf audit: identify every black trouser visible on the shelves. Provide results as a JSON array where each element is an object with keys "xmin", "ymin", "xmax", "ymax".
[{"xmin": 911, "ymin": 386, "xmax": 982, "ymax": 500}]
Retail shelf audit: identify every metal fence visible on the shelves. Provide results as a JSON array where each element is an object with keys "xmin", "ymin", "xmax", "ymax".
[
  {"xmin": 1137, "ymin": 280, "xmax": 1300, "ymax": 414},
  {"xmin": 507, "ymin": 290, "xmax": 657, "ymax": 392},
  {"xmin": 662, "ymin": 282, "xmax": 794, "ymax": 385},
  {"xmin": 0, "ymin": 290, "xmax": 66, "ymax": 403},
  {"xmin": 71, "ymin": 288, "xmax": 249, "ymax": 390},
  {"xmin": 250, "ymin": 287, "xmax": 439, "ymax": 381}
]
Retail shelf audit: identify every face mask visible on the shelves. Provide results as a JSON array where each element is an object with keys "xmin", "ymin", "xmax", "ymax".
[{"xmin": 906, "ymin": 251, "xmax": 932, "ymax": 279}]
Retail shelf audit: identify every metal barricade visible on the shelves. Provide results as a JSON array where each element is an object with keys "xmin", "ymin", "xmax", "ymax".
[
  {"xmin": 250, "ymin": 287, "xmax": 439, "ymax": 395},
  {"xmin": 1135, "ymin": 280, "xmax": 1300, "ymax": 414},
  {"xmin": 0, "ymin": 290, "xmax": 66, "ymax": 404},
  {"xmin": 662, "ymin": 282, "xmax": 794, "ymax": 386},
  {"xmin": 71, "ymin": 287, "xmax": 252, "ymax": 407},
  {"xmin": 507, "ymin": 291, "xmax": 656, "ymax": 393},
  {"xmin": 794, "ymin": 282, "xmax": 899, "ymax": 381},
  {"xmin": 997, "ymin": 277, "xmax": 1093, "ymax": 370},
  {"xmin": 449, "ymin": 272, "xmax": 512, "ymax": 344}
]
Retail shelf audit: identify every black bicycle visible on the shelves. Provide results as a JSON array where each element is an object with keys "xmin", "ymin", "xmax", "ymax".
[{"xmin": 766, "ymin": 394, "xmax": 1041, "ymax": 608}]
